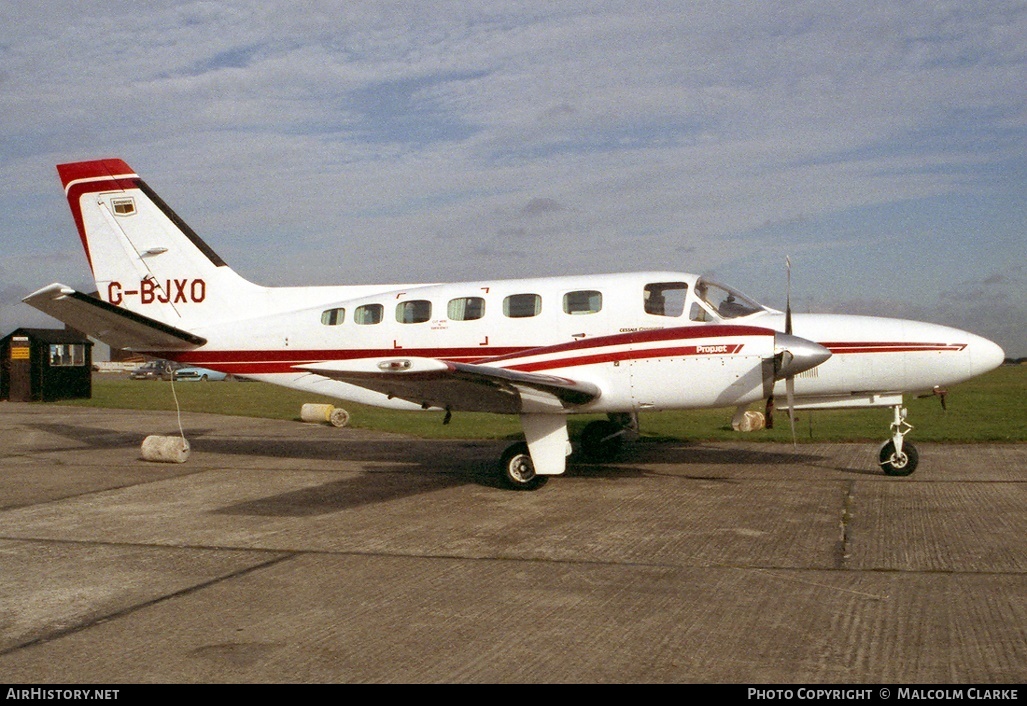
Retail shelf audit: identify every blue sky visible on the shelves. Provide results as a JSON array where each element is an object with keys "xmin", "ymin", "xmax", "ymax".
[{"xmin": 2, "ymin": 1, "xmax": 1024, "ymax": 355}]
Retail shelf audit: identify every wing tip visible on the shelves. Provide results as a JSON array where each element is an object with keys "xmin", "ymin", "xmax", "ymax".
[{"xmin": 22, "ymin": 282, "xmax": 75, "ymax": 303}]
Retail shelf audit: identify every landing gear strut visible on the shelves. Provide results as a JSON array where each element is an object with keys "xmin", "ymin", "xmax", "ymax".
[
  {"xmin": 879, "ymin": 404, "xmax": 919, "ymax": 476},
  {"xmin": 578, "ymin": 413, "xmax": 637, "ymax": 461}
]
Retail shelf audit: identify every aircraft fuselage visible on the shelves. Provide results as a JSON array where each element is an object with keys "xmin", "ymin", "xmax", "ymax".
[{"xmin": 157, "ymin": 271, "xmax": 1003, "ymax": 414}]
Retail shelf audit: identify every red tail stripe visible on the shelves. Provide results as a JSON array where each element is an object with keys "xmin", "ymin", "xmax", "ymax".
[
  {"xmin": 57, "ymin": 159, "xmax": 136, "ymax": 189},
  {"xmin": 57, "ymin": 160, "xmax": 139, "ymax": 273}
]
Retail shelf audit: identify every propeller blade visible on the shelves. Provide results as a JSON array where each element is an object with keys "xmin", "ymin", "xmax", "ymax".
[
  {"xmin": 785, "ymin": 256, "xmax": 793, "ymax": 336},
  {"xmin": 784, "ymin": 259, "xmax": 801, "ymax": 448},
  {"xmin": 786, "ymin": 373, "xmax": 797, "ymax": 448}
]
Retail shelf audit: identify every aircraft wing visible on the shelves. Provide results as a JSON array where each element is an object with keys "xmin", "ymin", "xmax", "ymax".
[
  {"xmin": 298, "ymin": 357, "xmax": 601, "ymax": 414},
  {"xmin": 22, "ymin": 283, "xmax": 207, "ymax": 351}
]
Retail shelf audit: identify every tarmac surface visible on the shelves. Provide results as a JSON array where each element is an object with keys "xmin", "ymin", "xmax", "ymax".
[{"xmin": 0, "ymin": 401, "xmax": 1024, "ymax": 684}]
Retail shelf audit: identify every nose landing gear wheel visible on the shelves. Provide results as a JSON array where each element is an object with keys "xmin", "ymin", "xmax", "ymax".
[
  {"xmin": 500, "ymin": 442, "xmax": 548, "ymax": 490},
  {"xmin": 879, "ymin": 440, "xmax": 919, "ymax": 476}
]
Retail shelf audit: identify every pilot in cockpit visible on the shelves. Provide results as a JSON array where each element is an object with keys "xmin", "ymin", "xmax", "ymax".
[{"xmin": 718, "ymin": 294, "xmax": 750, "ymax": 318}]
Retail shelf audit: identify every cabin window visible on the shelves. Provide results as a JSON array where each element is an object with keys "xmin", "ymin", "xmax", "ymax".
[
  {"xmin": 397, "ymin": 300, "xmax": 432, "ymax": 324},
  {"xmin": 644, "ymin": 282, "xmax": 688, "ymax": 317},
  {"xmin": 503, "ymin": 293, "xmax": 541, "ymax": 318},
  {"xmin": 320, "ymin": 308, "xmax": 345, "ymax": 326},
  {"xmin": 354, "ymin": 303, "xmax": 384, "ymax": 325},
  {"xmin": 448, "ymin": 297, "xmax": 486, "ymax": 321},
  {"xmin": 49, "ymin": 344, "xmax": 86, "ymax": 367},
  {"xmin": 563, "ymin": 290, "xmax": 602, "ymax": 315}
]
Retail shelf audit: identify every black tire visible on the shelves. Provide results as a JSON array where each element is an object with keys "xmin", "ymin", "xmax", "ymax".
[
  {"xmin": 579, "ymin": 420, "xmax": 623, "ymax": 461},
  {"xmin": 200, "ymin": 374, "xmax": 208, "ymax": 382},
  {"xmin": 499, "ymin": 442, "xmax": 548, "ymax": 490},
  {"xmin": 879, "ymin": 440, "xmax": 919, "ymax": 476}
]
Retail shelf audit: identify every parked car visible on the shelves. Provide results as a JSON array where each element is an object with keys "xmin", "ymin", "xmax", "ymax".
[
  {"xmin": 172, "ymin": 366, "xmax": 228, "ymax": 382},
  {"xmin": 129, "ymin": 360, "xmax": 179, "ymax": 380}
]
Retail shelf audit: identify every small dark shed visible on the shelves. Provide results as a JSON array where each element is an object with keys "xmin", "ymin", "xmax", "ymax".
[{"xmin": 1, "ymin": 328, "xmax": 94, "ymax": 402}]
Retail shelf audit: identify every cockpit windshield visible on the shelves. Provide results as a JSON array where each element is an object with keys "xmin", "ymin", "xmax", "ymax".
[{"xmin": 694, "ymin": 279, "xmax": 765, "ymax": 319}]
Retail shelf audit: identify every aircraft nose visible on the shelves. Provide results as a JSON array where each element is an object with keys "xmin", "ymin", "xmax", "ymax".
[
  {"xmin": 968, "ymin": 334, "xmax": 1005, "ymax": 377},
  {"xmin": 774, "ymin": 332, "xmax": 833, "ymax": 378}
]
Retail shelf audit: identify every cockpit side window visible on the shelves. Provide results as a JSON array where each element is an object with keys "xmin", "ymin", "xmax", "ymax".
[
  {"xmin": 693, "ymin": 280, "xmax": 764, "ymax": 320},
  {"xmin": 644, "ymin": 282, "xmax": 688, "ymax": 317}
]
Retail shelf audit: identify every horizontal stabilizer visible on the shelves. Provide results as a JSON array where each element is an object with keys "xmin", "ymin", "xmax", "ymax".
[
  {"xmin": 23, "ymin": 283, "xmax": 207, "ymax": 351},
  {"xmin": 298, "ymin": 357, "xmax": 601, "ymax": 415}
]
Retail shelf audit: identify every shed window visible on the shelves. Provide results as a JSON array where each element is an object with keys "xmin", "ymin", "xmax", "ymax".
[
  {"xmin": 354, "ymin": 304, "xmax": 384, "ymax": 325},
  {"xmin": 397, "ymin": 300, "xmax": 432, "ymax": 324},
  {"xmin": 503, "ymin": 293, "xmax": 542, "ymax": 318},
  {"xmin": 321, "ymin": 308, "xmax": 345, "ymax": 326},
  {"xmin": 448, "ymin": 297, "xmax": 486, "ymax": 321},
  {"xmin": 563, "ymin": 290, "xmax": 602, "ymax": 315},
  {"xmin": 49, "ymin": 344, "xmax": 86, "ymax": 367}
]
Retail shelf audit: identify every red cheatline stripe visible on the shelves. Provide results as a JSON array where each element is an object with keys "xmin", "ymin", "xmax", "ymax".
[
  {"xmin": 481, "ymin": 324, "xmax": 770, "ymax": 363},
  {"xmin": 163, "ymin": 337, "xmax": 967, "ymax": 375},
  {"xmin": 161, "ymin": 347, "xmax": 527, "ymax": 374},
  {"xmin": 168, "ymin": 329, "xmax": 762, "ymax": 368},
  {"xmin": 824, "ymin": 342, "xmax": 967, "ymax": 354},
  {"xmin": 161, "ymin": 340, "xmax": 750, "ymax": 375},
  {"xmin": 169, "ymin": 346, "xmax": 527, "ymax": 366},
  {"xmin": 508, "ymin": 344, "xmax": 745, "ymax": 373}
]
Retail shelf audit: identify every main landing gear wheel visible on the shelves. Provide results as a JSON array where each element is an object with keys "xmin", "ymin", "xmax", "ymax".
[
  {"xmin": 579, "ymin": 420, "xmax": 624, "ymax": 461},
  {"xmin": 500, "ymin": 442, "xmax": 548, "ymax": 491},
  {"xmin": 879, "ymin": 440, "xmax": 919, "ymax": 476}
]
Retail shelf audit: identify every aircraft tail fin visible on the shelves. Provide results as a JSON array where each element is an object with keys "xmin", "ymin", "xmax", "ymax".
[{"xmin": 57, "ymin": 159, "xmax": 262, "ymax": 327}]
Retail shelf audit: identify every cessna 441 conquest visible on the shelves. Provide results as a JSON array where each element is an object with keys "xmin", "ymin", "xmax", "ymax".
[{"xmin": 25, "ymin": 159, "xmax": 1005, "ymax": 489}]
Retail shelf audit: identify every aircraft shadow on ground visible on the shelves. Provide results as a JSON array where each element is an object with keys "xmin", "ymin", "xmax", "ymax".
[
  {"xmin": 24, "ymin": 422, "xmax": 879, "ymax": 513},
  {"xmin": 214, "ymin": 473, "xmax": 471, "ymax": 515},
  {"xmin": 29, "ymin": 421, "xmax": 827, "ymax": 468},
  {"xmin": 25, "ymin": 422, "xmax": 148, "ymax": 450}
]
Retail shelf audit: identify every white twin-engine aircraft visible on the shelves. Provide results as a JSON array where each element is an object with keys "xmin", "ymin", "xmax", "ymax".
[{"xmin": 26, "ymin": 159, "xmax": 1005, "ymax": 489}]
